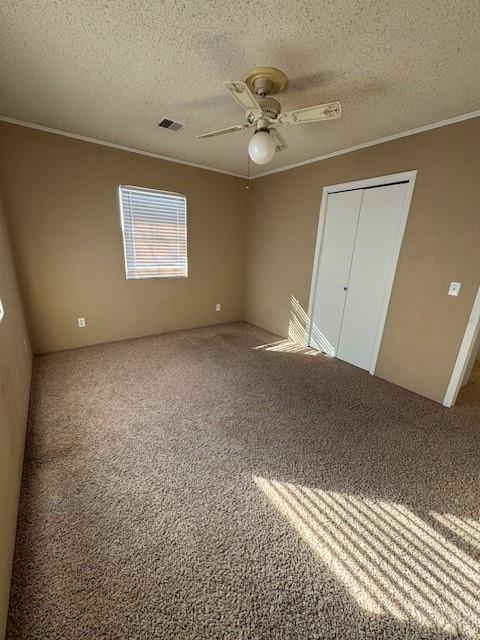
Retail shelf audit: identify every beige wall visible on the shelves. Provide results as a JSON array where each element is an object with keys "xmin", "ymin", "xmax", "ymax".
[
  {"xmin": 0, "ymin": 193, "xmax": 32, "ymax": 637},
  {"xmin": 0, "ymin": 112, "xmax": 477, "ymax": 640},
  {"xmin": 246, "ymin": 117, "xmax": 480, "ymax": 403},
  {"xmin": 1, "ymin": 117, "xmax": 479, "ymax": 403},
  {"xmin": 0, "ymin": 123, "xmax": 247, "ymax": 354}
]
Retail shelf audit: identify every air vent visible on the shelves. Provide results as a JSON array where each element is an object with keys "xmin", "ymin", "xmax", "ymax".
[{"xmin": 158, "ymin": 118, "xmax": 184, "ymax": 131}]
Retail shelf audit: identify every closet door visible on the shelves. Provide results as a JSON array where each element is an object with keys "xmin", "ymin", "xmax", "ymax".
[
  {"xmin": 310, "ymin": 190, "xmax": 363, "ymax": 354},
  {"xmin": 336, "ymin": 182, "xmax": 408, "ymax": 370}
]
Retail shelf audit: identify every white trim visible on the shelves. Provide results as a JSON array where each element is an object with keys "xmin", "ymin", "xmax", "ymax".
[
  {"xmin": 0, "ymin": 115, "xmax": 247, "ymax": 179},
  {"xmin": 306, "ymin": 170, "xmax": 417, "ymax": 375},
  {"xmin": 443, "ymin": 286, "xmax": 480, "ymax": 407},
  {"xmin": 2, "ymin": 109, "xmax": 480, "ymax": 182},
  {"xmin": 305, "ymin": 189, "xmax": 329, "ymax": 347},
  {"xmin": 252, "ymin": 109, "xmax": 480, "ymax": 179}
]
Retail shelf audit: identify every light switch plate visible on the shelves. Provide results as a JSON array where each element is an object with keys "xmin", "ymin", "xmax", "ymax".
[
  {"xmin": 448, "ymin": 282, "xmax": 461, "ymax": 296},
  {"xmin": 0, "ymin": 298, "xmax": 4, "ymax": 322},
  {"xmin": 215, "ymin": 303, "xmax": 221, "ymax": 312}
]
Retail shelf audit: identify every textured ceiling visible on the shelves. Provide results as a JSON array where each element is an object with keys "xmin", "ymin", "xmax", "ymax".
[{"xmin": 1, "ymin": 0, "xmax": 479, "ymax": 176}]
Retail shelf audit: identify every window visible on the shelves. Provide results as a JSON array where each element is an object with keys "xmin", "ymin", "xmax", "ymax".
[{"xmin": 119, "ymin": 185, "xmax": 187, "ymax": 279}]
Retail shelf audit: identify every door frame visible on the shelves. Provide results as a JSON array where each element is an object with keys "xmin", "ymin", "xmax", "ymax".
[
  {"xmin": 306, "ymin": 170, "xmax": 417, "ymax": 374},
  {"xmin": 443, "ymin": 285, "xmax": 480, "ymax": 407}
]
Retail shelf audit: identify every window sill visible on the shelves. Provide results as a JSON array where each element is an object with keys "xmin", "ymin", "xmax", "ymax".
[{"xmin": 126, "ymin": 275, "xmax": 189, "ymax": 281}]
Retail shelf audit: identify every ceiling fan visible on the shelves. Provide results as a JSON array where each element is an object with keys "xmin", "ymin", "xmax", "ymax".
[{"xmin": 197, "ymin": 67, "xmax": 342, "ymax": 165}]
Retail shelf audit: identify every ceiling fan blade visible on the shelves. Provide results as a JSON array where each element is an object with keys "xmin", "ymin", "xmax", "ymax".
[
  {"xmin": 269, "ymin": 128, "xmax": 288, "ymax": 152},
  {"xmin": 224, "ymin": 80, "xmax": 263, "ymax": 116},
  {"xmin": 278, "ymin": 101, "xmax": 341, "ymax": 125},
  {"xmin": 197, "ymin": 124, "xmax": 248, "ymax": 139}
]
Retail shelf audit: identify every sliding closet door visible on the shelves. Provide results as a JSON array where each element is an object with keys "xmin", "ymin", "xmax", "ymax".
[
  {"xmin": 336, "ymin": 183, "xmax": 408, "ymax": 370},
  {"xmin": 310, "ymin": 190, "xmax": 363, "ymax": 354}
]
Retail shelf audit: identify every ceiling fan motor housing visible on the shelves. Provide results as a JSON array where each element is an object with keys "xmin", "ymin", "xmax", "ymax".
[
  {"xmin": 258, "ymin": 97, "xmax": 281, "ymax": 120},
  {"xmin": 252, "ymin": 76, "xmax": 274, "ymax": 96}
]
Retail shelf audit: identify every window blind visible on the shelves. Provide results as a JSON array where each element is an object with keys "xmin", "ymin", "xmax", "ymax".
[{"xmin": 119, "ymin": 185, "xmax": 188, "ymax": 279}]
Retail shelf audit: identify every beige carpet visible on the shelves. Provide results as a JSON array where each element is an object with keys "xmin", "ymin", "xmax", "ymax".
[{"xmin": 7, "ymin": 322, "xmax": 480, "ymax": 639}]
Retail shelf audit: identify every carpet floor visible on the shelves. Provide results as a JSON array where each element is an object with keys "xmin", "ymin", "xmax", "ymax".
[{"xmin": 7, "ymin": 322, "xmax": 480, "ymax": 640}]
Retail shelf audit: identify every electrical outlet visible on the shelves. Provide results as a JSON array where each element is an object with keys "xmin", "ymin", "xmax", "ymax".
[
  {"xmin": 215, "ymin": 303, "xmax": 221, "ymax": 312},
  {"xmin": 0, "ymin": 298, "xmax": 4, "ymax": 322},
  {"xmin": 78, "ymin": 317, "xmax": 86, "ymax": 328},
  {"xmin": 23, "ymin": 338, "xmax": 28, "ymax": 352}
]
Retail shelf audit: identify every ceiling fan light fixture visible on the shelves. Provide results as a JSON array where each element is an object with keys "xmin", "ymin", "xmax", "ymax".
[
  {"xmin": 197, "ymin": 67, "xmax": 342, "ymax": 168},
  {"xmin": 248, "ymin": 130, "xmax": 276, "ymax": 165}
]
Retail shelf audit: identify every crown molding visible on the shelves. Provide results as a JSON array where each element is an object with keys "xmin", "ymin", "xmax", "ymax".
[
  {"xmin": 250, "ymin": 108, "xmax": 480, "ymax": 179},
  {"xmin": 0, "ymin": 115, "xmax": 248, "ymax": 179},
  {"xmin": 2, "ymin": 109, "xmax": 480, "ymax": 182}
]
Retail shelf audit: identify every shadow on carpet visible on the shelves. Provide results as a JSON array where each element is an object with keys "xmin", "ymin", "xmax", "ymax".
[{"xmin": 7, "ymin": 322, "xmax": 480, "ymax": 639}]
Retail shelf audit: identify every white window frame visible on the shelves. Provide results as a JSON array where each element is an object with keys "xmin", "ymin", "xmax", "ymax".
[{"xmin": 118, "ymin": 185, "xmax": 188, "ymax": 280}]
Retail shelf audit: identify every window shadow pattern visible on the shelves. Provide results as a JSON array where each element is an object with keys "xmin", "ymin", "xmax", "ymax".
[{"xmin": 254, "ymin": 476, "xmax": 480, "ymax": 638}]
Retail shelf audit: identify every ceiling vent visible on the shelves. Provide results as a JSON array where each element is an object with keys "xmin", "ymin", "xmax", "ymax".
[{"xmin": 158, "ymin": 118, "xmax": 184, "ymax": 131}]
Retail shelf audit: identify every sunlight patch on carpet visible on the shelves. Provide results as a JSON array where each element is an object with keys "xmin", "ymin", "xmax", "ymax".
[
  {"xmin": 254, "ymin": 476, "xmax": 480, "ymax": 638},
  {"xmin": 431, "ymin": 512, "xmax": 480, "ymax": 552},
  {"xmin": 253, "ymin": 339, "xmax": 320, "ymax": 355}
]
